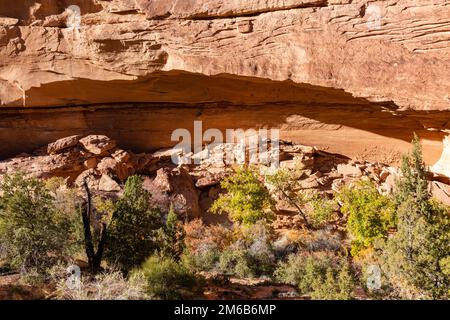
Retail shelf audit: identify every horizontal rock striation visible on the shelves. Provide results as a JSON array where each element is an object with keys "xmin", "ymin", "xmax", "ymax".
[
  {"xmin": 0, "ymin": 0, "xmax": 449, "ymax": 169},
  {"xmin": 0, "ymin": 0, "xmax": 448, "ymax": 110}
]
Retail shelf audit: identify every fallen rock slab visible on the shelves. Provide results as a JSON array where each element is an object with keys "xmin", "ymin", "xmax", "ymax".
[{"xmin": 79, "ymin": 135, "xmax": 116, "ymax": 155}]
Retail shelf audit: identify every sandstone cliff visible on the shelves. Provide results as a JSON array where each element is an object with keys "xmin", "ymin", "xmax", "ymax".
[
  {"xmin": 0, "ymin": 0, "xmax": 449, "ymax": 110},
  {"xmin": 0, "ymin": 1, "xmax": 449, "ymax": 167}
]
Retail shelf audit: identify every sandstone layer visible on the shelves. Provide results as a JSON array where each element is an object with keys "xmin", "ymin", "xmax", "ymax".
[
  {"xmin": 1, "ymin": 0, "xmax": 449, "ymax": 110},
  {"xmin": 0, "ymin": 1, "xmax": 449, "ymax": 166}
]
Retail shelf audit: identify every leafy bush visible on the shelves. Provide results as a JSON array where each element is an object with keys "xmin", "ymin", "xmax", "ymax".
[
  {"xmin": 183, "ymin": 221, "xmax": 276, "ymax": 278},
  {"xmin": 265, "ymin": 166, "xmax": 310, "ymax": 226},
  {"xmin": 337, "ymin": 180, "xmax": 395, "ymax": 256},
  {"xmin": 134, "ymin": 255, "xmax": 200, "ymax": 299},
  {"xmin": 310, "ymin": 263, "xmax": 354, "ymax": 300},
  {"xmin": 182, "ymin": 245, "xmax": 220, "ymax": 273},
  {"xmin": 184, "ymin": 219, "xmax": 234, "ymax": 254},
  {"xmin": 308, "ymin": 193, "xmax": 337, "ymax": 228},
  {"xmin": 211, "ymin": 167, "xmax": 274, "ymax": 225},
  {"xmin": 275, "ymin": 252, "xmax": 355, "ymax": 300},
  {"xmin": 182, "ymin": 220, "xmax": 234, "ymax": 272},
  {"xmin": 214, "ymin": 223, "xmax": 275, "ymax": 278},
  {"xmin": 238, "ymin": 222, "xmax": 276, "ymax": 276},
  {"xmin": 217, "ymin": 245, "xmax": 253, "ymax": 278},
  {"xmin": 105, "ymin": 175, "xmax": 162, "ymax": 273},
  {"xmin": 0, "ymin": 173, "xmax": 79, "ymax": 278}
]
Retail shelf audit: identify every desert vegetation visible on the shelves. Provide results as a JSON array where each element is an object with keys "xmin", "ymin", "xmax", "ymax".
[{"xmin": 0, "ymin": 136, "xmax": 448, "ymax": 300}]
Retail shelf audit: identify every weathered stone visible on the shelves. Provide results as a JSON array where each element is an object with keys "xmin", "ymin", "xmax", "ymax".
[
  {"xmin": 79, "ymin": 135, "xmax": 116, "ymax": 155},
  {"xmin": 195, "ymin": 174, "xmax": 222, "ymax": 188},
  {"xmin": 379, "ymin": 170, "xmax": 390, "ymax": 183},
  {"xmin": 153, "ymin": 147, "xmax": 184, "ymax": 161},
  {"xmin": 300, "ymin": 176, "xmax": 320, "ymax": 189},
  {"xmin": 337, "ymin": 164, "xmax": 362, "ymax": 177},
  {"xmin": 147, "ymin": 167, "xmax": 201, "ymax": 218},
  {"xmin": 331, "ymin": 179, "xmax": 345, "ymax": 192},
  {"xmin": 153, "ymin": 168, "xmax": 173, "ymax": 193},
  {"xmin": 84, "ymin": 157, "xmax": 99, "ymax": 170},
  {"xmin": 111, "ymin": 149, "xmax": 131, "ymax": 163},
  {"xmin": 75, "ymin": 169, "xmax": 100, "ymax": 190},
  {"xmin": 98, "ymin": 174, "xmax": 121, "ymax": 192},
  {"xmin": 431, "ymin": 136, "xmax": 450, "ymax": 177},
  {"xmin": 0, "ymin": 0, "xmax": 449, "ymax": 168},
  {"xmin": 6, "ymin": 0, "xmax": 448, "ymax": 116},
  {"xmin": 97, "ymin": 157, "xmax": 118, "ymax": 175},
  {"xmin": 280, "ymin": 160, "xmax": 297, "ymax": 170},
  {"xmin": 47, "ymin": 135, "xmax": 81, "ymax": 154},
  {"xmin": 431, "ymin": 181, "xmax": 450, "ymax": 206}
]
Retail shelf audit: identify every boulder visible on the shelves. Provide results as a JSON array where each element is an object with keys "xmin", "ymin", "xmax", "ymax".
[
  {"xmin": 47, "ymin": 135, "xmax": 81, "ymax": 154},
  {"xmin": 195, "ymin": 173, "xmax": 222, "ymax": 188},
  {"xmin": 153, "ymin": 168, "xmax": 173, "ymax": 193},
  {"xmin": 79, "ymin": 135, "xmax": 116, "ymax": 155},
  {"xmin": 74, "ymin": 169, "xmax": 101, "ymax": 190},
  {"xmin": 97, "ymin": 157, "xmax": 118, "ymax": 175},
  {"xmin": 280, "ymin": 160, "xmax": 297, "ymax": 170},
  {"xmin": 84, "ymin": 157, "xmax": 99, "ymax": 170},
  {"xmin": 98, "ymin": 174, "xmax": 121, "ymax": 192},
  {"xmin": 111, "ymin": 149, "xmax": 131, "ymax": 163},
  {"xmin": 431, "ymin": 181, "xmax": 450, "ymax": 206},
  {"xmin": 337, "ymin": 164, "xmax": 362, "ymax": 177},
  {"xmin": 148, "ymin": 167, "xmax": 201, "ymax": 218}
]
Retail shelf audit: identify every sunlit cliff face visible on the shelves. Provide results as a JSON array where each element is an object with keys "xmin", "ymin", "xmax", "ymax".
[{"xmin": 0, "ymin": 1, "xmax": 449, "ymax": 166}]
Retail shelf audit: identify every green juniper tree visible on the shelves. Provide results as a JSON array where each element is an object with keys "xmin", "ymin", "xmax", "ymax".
[
  {"xmin": 378, "ymin": 134, "xmax": 450, "ymax": 299},
  {"xmin": 158, "ymin": 205, "xmax": 185, "ymax": 259},
  {"xmin": 106, "ymin": 175, "xmax": 162, "ymax": 273}
]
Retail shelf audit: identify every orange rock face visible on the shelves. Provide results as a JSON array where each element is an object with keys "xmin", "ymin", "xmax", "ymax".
[
  {"xmin": 0, "ymin": 0, "xmax": 449, "ymax": 110},
  {"xmin": 0, "ymin": 1, "xmax": 449, "ymax": 165}
]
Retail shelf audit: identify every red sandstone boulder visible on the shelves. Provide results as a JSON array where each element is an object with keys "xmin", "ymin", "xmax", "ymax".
[
  {"xmin": 79, "ymin": 135, "xmax": 116, "ymax": 155},
  {"xmin": 47, "ymin": 135, "xmax": 81, "ymax": 154},
  {"xmin": 145, "ymin": 167, "xmax": 201, "ymax": 218}
]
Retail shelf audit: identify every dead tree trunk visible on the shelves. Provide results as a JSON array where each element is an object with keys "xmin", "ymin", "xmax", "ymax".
[{"xmin": 82, "ymin": 180, "xmax": 107, "ymax": 273}]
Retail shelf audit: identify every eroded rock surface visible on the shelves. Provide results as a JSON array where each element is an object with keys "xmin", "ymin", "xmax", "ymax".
[
  {"xmin": 0, "ymin": 0, "xmax": 449, "ymax": 110},
  {"xmin": 2, "ymin": 134, "xmax": 449, "ymax": 219}
]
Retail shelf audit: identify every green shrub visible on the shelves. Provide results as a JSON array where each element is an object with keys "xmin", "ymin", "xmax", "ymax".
[
  {"xmin": 0, "ymin": 173, "xmax": 79, "ymax": 278},
  {"xmin": 337, "ymin": 180, "xmax": 395, "ymax": 256},
  {"xmin": 106, "ymin": 175, "xmax": 162, "ymax": 273},
  {"xmin": 182, "ymin": 246, "xmax": 220, "ymax": 273},
  {"xmin": 183, "ymin": 222, "xmax": 276, "ymax": 278},
  {"xmin": 217, "ymin": 245, "xmax": 253, "ymax": 278},
  {"xmin": 308, "ymin": 193, "xmax": 337, "ymax": 228},
  {"xmin": 134, "ymin": 255, "xmax": 200, "ymax": 299},
  {"xmin": 265, "ymin": 166, "xmax": 310, "ymax": 227},
  {"xmin": 310, "ymin": 263, "xmax": 354, "ymax": 300},
  {"xmin": 274, "ymin": 252, "xmax": 355, "ymax": 300},
  {"xmin": 182, "ymin": 220, "xmax": 234, "ymax": 273},
  {"xmin": 211, "ymin": 167, "xmax": 274, "ymax": 225},
  {"xmin": 239, "ymin": 222, "xmax": 276, "ymax": 276}
]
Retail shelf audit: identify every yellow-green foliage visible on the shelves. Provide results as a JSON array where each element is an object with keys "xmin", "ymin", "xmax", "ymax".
[
  {"xmin": 210, "ymin": 167, "xmax": 274, "ymax": 225},
  {"xmin": 337, "ymin": 180, "xmax": 396, "ymax": 256}
]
